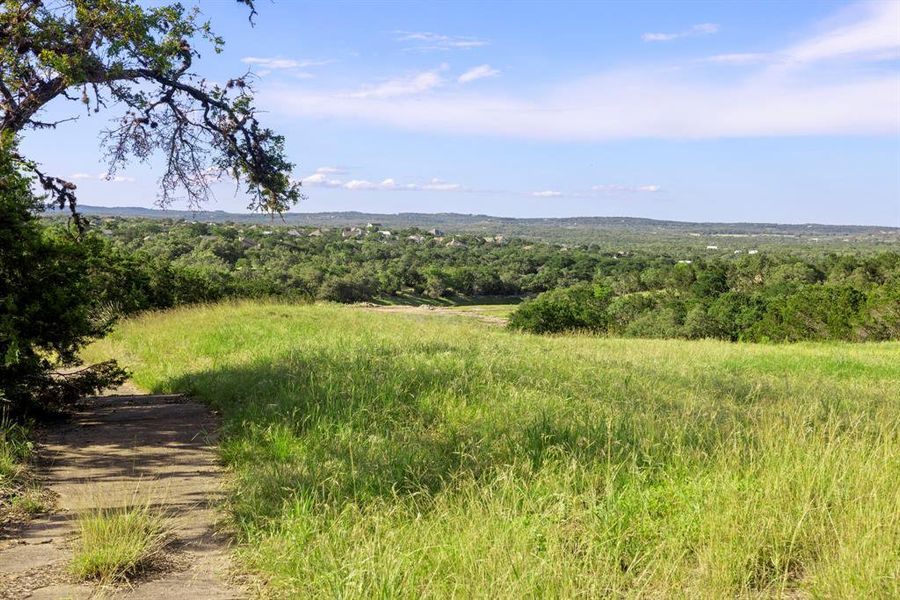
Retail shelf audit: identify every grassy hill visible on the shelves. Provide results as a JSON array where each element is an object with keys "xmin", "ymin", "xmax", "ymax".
[{"xmin": 84, "ymin": 302, "xmax": 899, "ymax": 598}]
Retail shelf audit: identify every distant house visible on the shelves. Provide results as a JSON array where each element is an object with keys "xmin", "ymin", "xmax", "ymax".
[
  {"xmin": 446, "ymin": 238, "xmax": 465, "ymax": 248},
  {"xmin": 261, "ymin": 230, "xmax": 273, "ymax": 235},
  {"xmin": 706, "ymin": 245, "xmax": 718, "ymax": 250},
  {"xmin": 677, "ymin": 259, "xmax": 693, "ymax": 264},
  {"xmin": 407, "ymin": 235, "xmax": 425, "ymax": 243},
  {"xmin": 286, "ymin": 229, "xmax": 303, "ymax": 237},
  {"xmin": 748, "ymin": 249, "xmax": 759, "ymax": 255},
  {"xmin": 427, "ymin": 228, "xmax": 444, "ymax": 236},
  {"xmin": 239, "ymin": 237, "xmax": 257, "ymax": 249},
  {"xmin": 342, "ymin": 227, "xmax": 363, "ymax": 238},
  {"xmin": 366, "ymin": 222, "xmax": 382, "ymax": 230},
  {"xmin": 308, "ymin": 229, "xmax": 323, "ymax": 237},
  {"xmin": 380, "ymin": 230, "xmax": 393, "ymax": 238}
]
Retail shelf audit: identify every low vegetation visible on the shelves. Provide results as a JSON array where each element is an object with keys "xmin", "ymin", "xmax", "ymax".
[
  {"xmin": 508, "ymin": 277, "xmax": 899, "ymax": 340},
  {"xmin": 0, "ymin": 415, "xmax": 45, "ymax": 525},
  {"xmin": 70, "ymin": 499, "xmax": 169, "ymax": 583},
  {"xmin": 85, "ymin": 302, "xmax": 900, "ymax": 598}
]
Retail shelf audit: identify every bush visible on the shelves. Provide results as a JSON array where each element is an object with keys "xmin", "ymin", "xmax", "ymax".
[
  {"xmin": 750, "ymin": 285, "xmax": 866, "ymax": 342},
  {"xmin": 0, "ymin": 139, "xmax": 125, "ymax": 415},
  {"xmin": 317, "ymin": 274, "xmax": 377, "ymax": 303},
  {"xmin": 508, "ymin": 284, "xmax": 611, "ymax": 334}
]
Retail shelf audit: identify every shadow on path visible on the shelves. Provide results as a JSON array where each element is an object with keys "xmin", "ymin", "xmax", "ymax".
[{"xmin": 0, "ymin": 394, "xmax": 244, "ymax": 600}]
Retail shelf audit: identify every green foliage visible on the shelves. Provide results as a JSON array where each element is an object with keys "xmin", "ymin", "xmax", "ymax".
[
  {"xmin": 45, "ymin": 216, "xmax": 900, "ymax": 343},
  {"xmin": 1, "ymin": 0, "xmax": 299, "ymax": 213},
  {"xmin": 0, "ymin": 415, "xmax": 31, "ymax": 497},
  {"xmin": 508, "ymin": 253, "xmax": 899, "ymax": 340},
  {"xmin": 0, "ymin": 140, "xmax": 126, "ymax": 414},
  {"xmin": 508, "ymin": 283, "xmax": 611, "ymax": 333}
]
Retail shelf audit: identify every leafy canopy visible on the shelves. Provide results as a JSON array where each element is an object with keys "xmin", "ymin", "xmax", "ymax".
[{"xmin": 0, "ymin": 0, "xmax": 302, "ymax": 218}]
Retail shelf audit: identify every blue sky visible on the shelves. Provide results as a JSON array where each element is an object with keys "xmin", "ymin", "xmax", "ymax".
[{"xmin": 22, "ymin": 0, "xmax": 900, "ymax": 225}]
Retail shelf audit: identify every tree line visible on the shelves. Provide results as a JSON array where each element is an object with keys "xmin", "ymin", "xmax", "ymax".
[{"xmin": 48, "ymin": 216, "xmax": 900, "ymax": 343}]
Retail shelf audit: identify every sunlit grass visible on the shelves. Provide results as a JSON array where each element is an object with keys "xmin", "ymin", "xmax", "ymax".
[
  {"xmin": 84, "ymin": 300, "xmax": 900, "ymax": 598},
  {"xmin": 0, "ymin": 415, "xmax": 41, "ymax": 520},
  {"xmin": 70, "ymin": 497, "xmax": 169, "ymax": 583}
]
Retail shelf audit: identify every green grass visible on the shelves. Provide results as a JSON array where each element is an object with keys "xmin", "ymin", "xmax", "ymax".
[
  {"xmin": 0, "ymin": 418, "xmax": 30, "ymax": 487},
  {"xmin": 0, "ymin": 415, "xmax": 42, "ymax": 522},
  {"xmin": 70, "ymin": 499, "xmax": 168, "ymax": 583},
  {"xmin": 84, "ymin": 301, "xmax": 900, "ymax": 598}
]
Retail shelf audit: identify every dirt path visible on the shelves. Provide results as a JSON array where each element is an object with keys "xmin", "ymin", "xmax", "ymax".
[
  {"xmin": 0, "ymin": 394, "xmax": 244, "ymax": 599},
  {"xmin": 361, "ymin": 303, "xmax": 510, "ymax": 325}
]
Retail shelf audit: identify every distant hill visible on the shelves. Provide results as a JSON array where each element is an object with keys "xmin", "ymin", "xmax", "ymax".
[{"xmin": 61, "ymin": 205, "xmax": 899, "ymax": 247}]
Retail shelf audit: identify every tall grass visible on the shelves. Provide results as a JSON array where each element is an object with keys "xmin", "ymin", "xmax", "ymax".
[
  {"xmin": 84, "ymin": 301, "xmax": 900, "ymax": 598},
  {"xmin": 0, "ymin": 414, "xmax": 30, "ymax": 486},
  {"xmin": 70, "ymin": 498, "xmax": 169, "ymax": 583},
  {"xmin": 0, "ymin": 414, "xmax": 44, "ymax": 519}
]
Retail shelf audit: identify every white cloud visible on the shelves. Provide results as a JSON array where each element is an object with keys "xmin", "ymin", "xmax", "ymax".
[
  {"xmin": 343, "ymin": 179, "xmax": 379, "ymax": 190},
  {"xmin": 241, "ymin": 57, "xmax": 334, "ymax": 70},
  {"xmin": 69, "ymin": 172, "xmax": 135, "ymax": 183},
  {"xmin": 266, "ymin": 1, "xmax": 899, "ymax": 142},
  {"xmin": 345, "ymin": 69, "xmax": 444, "ymax": 99},
  {"xmin": 241, "ymin": 57, "xmax": 333, "ymax": 79},
  {"xmin": 422, "ymin": 178, "xmax": 463, "ymax": 191},
  {"xmin": 302, "ymin": 172, "xmax": 343, "ymax": 187},
  {"xmin": 395, "ymin": 31, "xmax": 488, "ymax": 51},
  {"xmin": 592, "ymin": 184, "xmax": 661, "ymax": 193},
  {"xmin": 706, "ymin": 53, "xmax": 772, "ymax": 65},
  {"xmin": 302, "ymin": 170, "xmax": 466, "ymax": 192},
  {"xmin": 782, "ymin": 1, "xmax": 900, "ymax": 64},
  {"xmin": 459, "ymin": 64, "xmax": 500, "ymax": 84},
  {"xmin": 267, "ymin": 68, "xmax": 899, "ymax": 141},
  {"xmin": 708, "ymin": 2, "xmax": 900, "ymax": 68},
  {"xmin": 532, "ymin": 190, "xmax": 562, "ymax": 198},
  {"xmin": 643, "ymin": 23, "xmax": 719, "ymax": 42}
]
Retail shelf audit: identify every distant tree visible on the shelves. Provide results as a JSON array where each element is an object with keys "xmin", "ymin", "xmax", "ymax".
[{"xmin": 0, "ymin": 0, "xmax": 300, "ymax": 412}]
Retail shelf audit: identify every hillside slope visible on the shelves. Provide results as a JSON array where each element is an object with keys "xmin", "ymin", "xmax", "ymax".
[{"xmin": 85, "ymin": 302, "xmax": 900, "ymax": 598}]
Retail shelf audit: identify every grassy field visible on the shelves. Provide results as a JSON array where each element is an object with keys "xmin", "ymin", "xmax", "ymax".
[{"xmin": 84, "ymin": 301, "xmax": 900, "ymax": 598}]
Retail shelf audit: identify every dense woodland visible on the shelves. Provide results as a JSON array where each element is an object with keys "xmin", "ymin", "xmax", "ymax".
[{"xmin": 44, "ymin": 215, "xmax": 900, "ymax": 343}]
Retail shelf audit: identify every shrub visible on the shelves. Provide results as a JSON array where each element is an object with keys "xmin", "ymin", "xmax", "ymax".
[
  {"xmin": 317, "ymin": 274, "xmax": 377, "ymax": 303},
  {"xmin": 508, "ymin": 283, "xmax": 611, "ymax": 333},
  {"xmin": 0, "ymin": 139, "xmax": 125, "ymax": 415}
]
